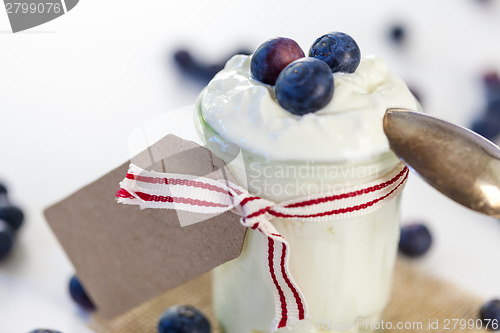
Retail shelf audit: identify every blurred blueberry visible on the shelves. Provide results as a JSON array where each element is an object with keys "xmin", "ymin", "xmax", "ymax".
[
  {"xmin": 0, "ymin": 183, "xmax": 6, "ymax": 194},
  {"xmin": 487, "ymin": 99, "xmax": 500, "ymax": 116},
  {"xmin": 173, "ymin": 49, "xmax": 211, "ymax": 81},
  {"xmin": 174, "ymin": 49, "xmax": 195, "ymax": 70},
  {"xmin": 174, "ymin": 48, "xmax": 252, "ymax": 85},
  {"xmin": 472, "ymin": 73, "xmax": 500, "ymax": 141},
  {"xmin": 482, "ymin": 71, "xmax": 500, "ymax": 86},
  {"xmin": 480, "ymin": 299, "xmax": 500, "ymax": 331},
  {"xmin": 389, "ymin": 24, "xmax": 406, "ymax": 45},
  {"xmin": 0, "ymin": 219, "xmax": 15, "ymax": 261},
  {"xmin": 0, "ymin": 206, "xmax": 24, "ymax": 231},
  {"xmin": 28, "ymin": 330, "xmax": 62, "ymax": 333},
  {"xmin": 482, "ymin": 71, "xmax": 500, "ymax": 101},
  {"xmin": 399, "ymin": 223, "xmax": 432, "ymax": 257},
  {"xmin": 471, "ymin": 116, "xmax": 500, "ymax": 141},
  {"xmin": 69, "ymin": 275, "xmax": 95, "ymax": 310},
  {"xmin": 158, "ymin": 305, "xmax": 210, "ymax": 333}
]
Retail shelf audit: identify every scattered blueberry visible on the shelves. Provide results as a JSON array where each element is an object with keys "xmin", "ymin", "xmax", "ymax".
[
  {"xmin": 470, "ymin": 72, "xmax": 500, "ymax": 141},
  {"xmin": 389, "ymin": 24, "xmax": 406, "ymax": 45},
  {"xmin": 487, "ymin": 98, "xmax": 500, "ymax": 116},
  {"xmin": 69, "ymin": 275, "xmax": 95, "ymax": 310},
  {"xmin": 28, "ymin": 330, "xmax": 62, "ymax": 333},
  {"xmin": 158, "ymin": 305, "xmax": 210, "ymax": 333},
  {"xmin": 250, "ymin": 37, "xmax": 305, "ymax": 85},
  {"xmin": 472, "ymin": 118, "xmax": 500, "ymax": 141},
  {"xmin": 472, "ymin": 102, "xmax": 500, "ymax": 141},
  {"xmin": 0, "ymin": 219, "xmax": 15, "ymax": 261},
  {"xmin": 173, "ymin": 48, "xmax": 252, "ymax": 85},
  {"xmin": 0, "ymin": 185, "xmax": 24, "ymax": 259},
  {"xmin": 399, "ymin": 223, "xmax": 432, "ymax": 257},
  {"xmin": 482, "ymin": 71, "xmax": 500, "ymax": 101},
  {"xmin": 174, "ymin": 49, "xmax": 195, "ymax": 70},
  {"xmin": 275, "ymin": 57, "xmax": 334, "ymax": 116},
  {"xmin": 480, "ymin": 299, "xmax": 500, "ymax": 331},
  {"xmin": 0, "ymin": 183, "xmax": 6, "ymax": 194},
  {"xmin": 0, "ymin": 206, "xmax": 24, "ymax": 231},
  {"xmin": 309, "ymin": 32, "xmax": 361, "ymax": 73},
  {"xmin": 482, "ymin": 71, "xmax": 500, "ymax": 86},
  {"xmin": 173, "ymin": 49, "xmax": 217, "ymax": 83},
  {"xmin": 0, "ymin": 188, "xmax": 24, "ymax": 231}
]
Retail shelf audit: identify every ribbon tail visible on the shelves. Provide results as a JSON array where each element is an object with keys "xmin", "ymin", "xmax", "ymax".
[
  {"xmin": 115, "ymin": 164, "xmax": 248, "ymax": 214},
  {"xmin": 256, "ymin": 222, "xmax": 307, "ymax": 331}
]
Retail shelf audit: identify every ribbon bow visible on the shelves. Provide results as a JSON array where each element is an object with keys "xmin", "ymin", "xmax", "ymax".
[{"xmin": 116, "ymin": 162, "xmax": 409, "ymax": 331}]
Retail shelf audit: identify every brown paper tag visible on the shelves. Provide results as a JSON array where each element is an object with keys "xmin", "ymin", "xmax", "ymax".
[{"xmin": 44, "ymin": 134, "xmax": 246, "ymax": 319}]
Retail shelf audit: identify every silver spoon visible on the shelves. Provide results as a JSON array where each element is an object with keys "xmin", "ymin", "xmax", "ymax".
[{"xmin": 383, "ymin": 108, "xmax": 500, "ymax": 218}]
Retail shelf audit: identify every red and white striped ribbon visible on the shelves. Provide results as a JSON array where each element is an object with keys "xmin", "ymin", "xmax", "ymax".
[{"xmin": 116, "ymin": 162, "xmax": 409, "ymax": 331}]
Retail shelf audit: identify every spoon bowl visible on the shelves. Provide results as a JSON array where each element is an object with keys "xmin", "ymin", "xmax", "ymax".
[{"xmin": 383, "ymin": 108, "xmax": 500, "ymax": 218}]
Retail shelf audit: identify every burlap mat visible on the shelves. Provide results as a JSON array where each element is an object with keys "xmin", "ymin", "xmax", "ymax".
[{"xmin": 89, "ymin": 258, "xmax": 488, "ymax": 333}]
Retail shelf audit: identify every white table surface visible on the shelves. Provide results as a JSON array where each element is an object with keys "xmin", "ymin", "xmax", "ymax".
[{"xmin": 1, "ymin": 0, "xmax": 500, "ymax": 332}]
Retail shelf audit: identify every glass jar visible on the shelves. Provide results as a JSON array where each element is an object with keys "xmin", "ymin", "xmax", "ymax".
[{"xmin": 194, "ymin": 98, "xmax": 404, "ymax": 333}]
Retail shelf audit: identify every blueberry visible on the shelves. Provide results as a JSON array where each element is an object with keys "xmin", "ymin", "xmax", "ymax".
[
  {"xmin": 158, "ymin": 305, "xmax": 210, "ymax": 333},
  {"xmin": 69, "ymin": 275, "xmax": 95, "ymax": 310},
  {"xmin": 483, "ymin": 71, "xmax": 500, "ymax": 101},
  {"xmin": 399, "ymin": 223, "xmax": 432, "ymax": 257},
  {"xmin": 480, "ymin": 299, "xmax": 500, "ymax": 331},
  {"xmin": 250, "ymin": 37, "xmax": 305, "ymax": 85},
  {"xmin": 487, "ymin": 99, "xmax": 500, "ymax": 116},
  {"xmin": 0, "ymin": 183, "xmax": 6, "ymax": 194},
  {"xmin": 471, "ymin": 116, "xmax": 500, "ymax": 141},
  {"xmin": 173, "ymin": 49, "xmax": 213, "ymax": 82},
  {"xmin": 389, "ymin": 24, "xmax": 406, "ymax": 45},
  {"xmin": 0, "ymin": 206, "xmax": 24, "ymax": 231},
  {"xmin": 275, "ymin": 57, "xmax": 334, "ymax": 115},
  {"xmin": 309, "ymin": 32, "xmax": 361, "ymax": 73},
  {"xmin": 482, "ymin": 71, "xmax": 500, "ymax": 87},
  {"xmin": 0, "ymin": 219, "xmax": 14, "ymax": 261},
  {"xmin": 174, "ymin": 48, "xmax": 252, "ymax": 85},
  {"xmin": 28, "ymin": 330, "xmax": 62, "ymax": 333},
  {"xmin": 174, "ymin": 49, "xmax": 195, "ymax": 71}
]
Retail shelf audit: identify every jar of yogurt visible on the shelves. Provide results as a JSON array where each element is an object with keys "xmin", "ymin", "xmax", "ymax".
[{"xmin": 195, "ymin": 52, "xmax": 418, "ymax": 333}]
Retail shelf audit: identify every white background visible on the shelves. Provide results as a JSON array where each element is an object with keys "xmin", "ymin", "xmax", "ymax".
[{"xmin": 1, "ymin": 0, "xmax": 500, "ymax": 332}]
